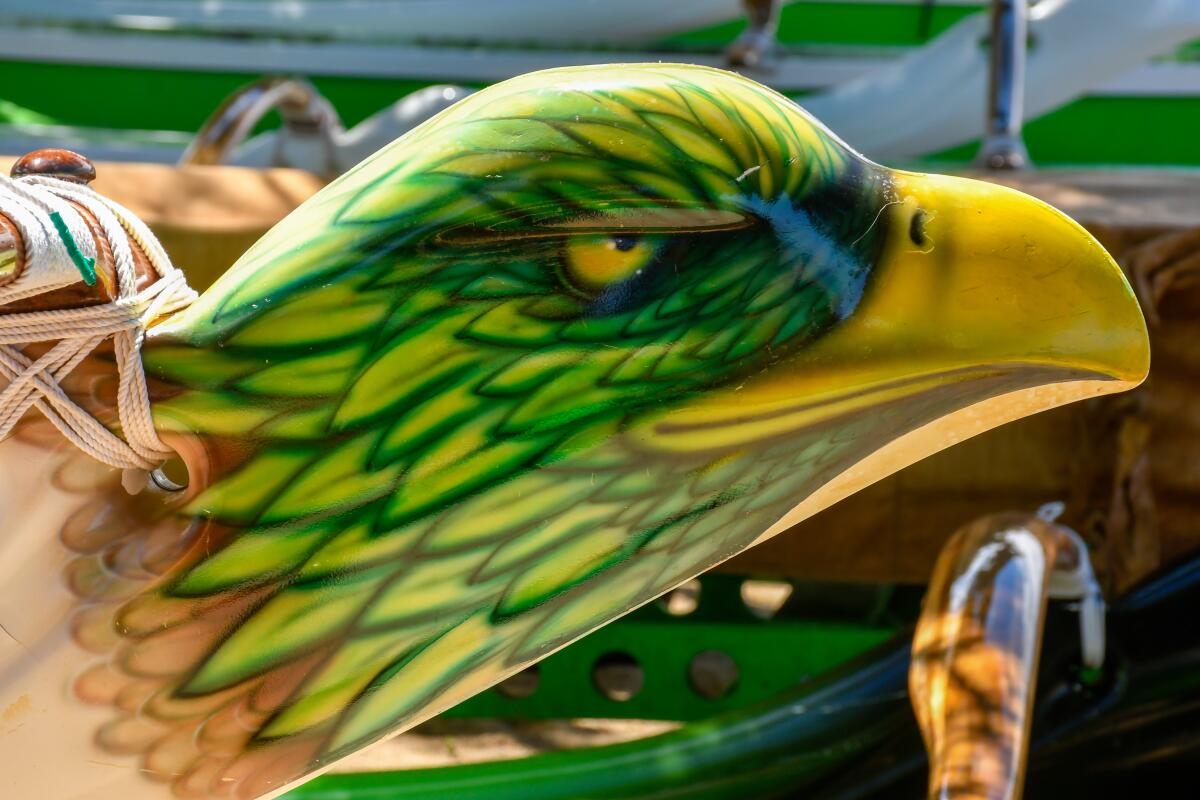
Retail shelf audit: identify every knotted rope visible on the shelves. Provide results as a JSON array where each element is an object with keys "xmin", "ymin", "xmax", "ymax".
[{"xmin": 0, "ymin": 172, "xmax": 197, "ymax": 478}]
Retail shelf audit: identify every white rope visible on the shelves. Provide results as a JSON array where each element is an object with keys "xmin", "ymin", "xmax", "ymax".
[{"xmin": 0, "ymin": 171, "xmax": 197, "ymax": 479}]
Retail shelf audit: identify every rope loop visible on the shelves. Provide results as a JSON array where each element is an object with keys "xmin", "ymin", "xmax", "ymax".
[{"xmin": 0, "ymin": 171, "xmax": 197, "ymax": 478}]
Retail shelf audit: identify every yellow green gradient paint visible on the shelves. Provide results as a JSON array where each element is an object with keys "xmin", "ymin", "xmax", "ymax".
[{"xmin": 44, "ymin": 64, "xmax": 1147, "ymax": 799}]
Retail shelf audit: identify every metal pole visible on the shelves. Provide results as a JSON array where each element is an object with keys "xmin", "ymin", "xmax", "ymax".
[
  {"xmin": 976, "ymin": 0, "xmax": 1032, "ymax": 170},
  {"xmin": 727, "ymin": 0, "xmax": 782, "ymax": 68}
]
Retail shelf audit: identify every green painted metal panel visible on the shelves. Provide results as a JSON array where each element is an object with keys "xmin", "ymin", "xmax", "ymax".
[
  {"xmin": 0, "ymin": 60, "xmax": 441, "ymax": 132},
  {"xmin": 663, "ymin": 0, "xmax": 982, "ymax": 47},
  {"xmin": 446, "ymin": 577, "xmax": 907, "ymax": 722},
  {"xmin": 285, "ymin": 644, "xmax": 915, "ymax": 800},
  {"xmin": 926, "ymin": 95, "xmax": 1200, "ymax": 166}
]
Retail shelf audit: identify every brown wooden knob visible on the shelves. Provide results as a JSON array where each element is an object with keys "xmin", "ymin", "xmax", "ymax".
[
  {"xmin": 11, "ymin": 148, "xmax": 96, "ymax": 184},
  {"xmin": 1, "ymin": 148, "xmax": 162, "ymax": 309}
]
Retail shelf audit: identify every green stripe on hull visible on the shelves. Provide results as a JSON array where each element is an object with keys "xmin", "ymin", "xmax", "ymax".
[
  {"xmin": 5, "ymin": 57, "xmax": 1199, "ymax": 167},
  {"xmin": 664, "ymin": 0, "xmax": 981, "ymax": 48},
  {"xmin": 0, "ymin": 59, "xmax": 443, "ymax": 133},
  {"xmin": 926, "ymin": 95, "xmax": 1200, "ymax": 167}
]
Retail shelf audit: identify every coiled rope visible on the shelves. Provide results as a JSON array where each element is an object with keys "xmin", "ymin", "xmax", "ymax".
[{"xmin": 0, "ymin": 172, "xmax": 197, "ymax": 480}]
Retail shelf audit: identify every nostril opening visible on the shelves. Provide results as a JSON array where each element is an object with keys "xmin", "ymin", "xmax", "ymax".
[{"xmin": 909, "ymin": 209, "xmax": 929, "ymax": 247}]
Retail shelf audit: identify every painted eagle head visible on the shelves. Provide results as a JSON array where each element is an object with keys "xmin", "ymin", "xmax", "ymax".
[{"xmin": 28, "ymin": 64, "xmax": 1146, "ymax": 799}]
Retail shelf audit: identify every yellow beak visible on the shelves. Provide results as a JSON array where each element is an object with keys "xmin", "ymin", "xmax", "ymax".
[
  {"xmin": 851, "ymin": 171, "xmax": 1149, "ymax": 388},
  {"xmin": 636, "ymin": 171, "xmax": 1149, "ymax": 528}
]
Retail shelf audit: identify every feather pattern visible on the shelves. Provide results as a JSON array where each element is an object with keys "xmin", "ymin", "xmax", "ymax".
[{"xmin": 65, "ymin": 65, "xmax": 899, "ymax": 797}]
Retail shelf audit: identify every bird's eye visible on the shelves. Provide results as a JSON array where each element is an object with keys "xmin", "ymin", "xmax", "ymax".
[{"xmin": 561, "ymin": 234, "xmax": 661, "ymax": 294}]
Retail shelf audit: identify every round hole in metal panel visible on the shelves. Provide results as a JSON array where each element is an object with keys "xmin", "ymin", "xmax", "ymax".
[
  {"xmin": 592, "ymin": 651, "xmax": 644, "ymax": 702},
  {"xmin": 688, "ymin": 650, "xmax": 739, "ymax": 700}
]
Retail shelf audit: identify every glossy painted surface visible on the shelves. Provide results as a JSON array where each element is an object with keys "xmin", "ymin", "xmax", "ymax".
[{"xmin": 0, "ymin": 64, "xmax": 1147, "ymax": 799}]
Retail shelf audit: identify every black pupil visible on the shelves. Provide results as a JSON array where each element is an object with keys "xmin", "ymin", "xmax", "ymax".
[{"xmin": 612, "ymin": 235, "xmax": 638, "ymax": 252}]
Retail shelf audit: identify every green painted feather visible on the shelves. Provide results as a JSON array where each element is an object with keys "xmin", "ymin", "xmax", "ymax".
[
  {"xmin": 59, "ymin": 62, "xmax": 1146, "ymax": 799},
  {"xmin": 132, "ymin": 65, "xmax": 891, "ymax": 784}
]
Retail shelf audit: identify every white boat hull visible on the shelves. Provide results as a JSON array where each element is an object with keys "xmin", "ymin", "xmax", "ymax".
[{"xmin": 0, "ymin": 0, "xmax": 753, "ymax": 46}]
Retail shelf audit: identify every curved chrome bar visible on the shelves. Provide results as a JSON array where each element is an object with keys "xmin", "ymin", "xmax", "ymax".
[
  {"xmin": 179, "ymin": 77, "xmax": 342, "ymax": 175},
  {"xmin": 976, "ymin": 0, "xmax": 1032, "ymax": 170},
  {"xmin": 910, "ymin": 510, "xmax": 1103, "ymax": 800}
]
